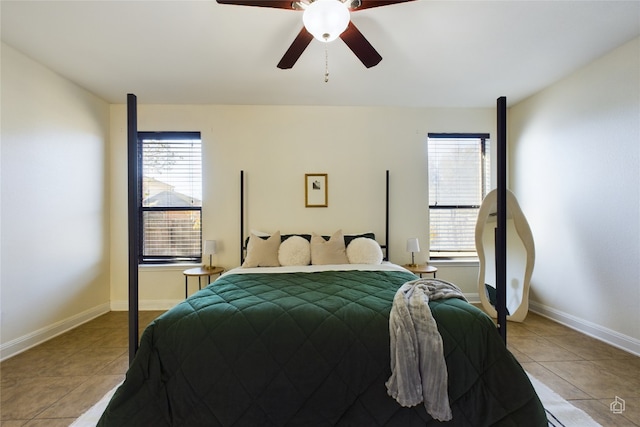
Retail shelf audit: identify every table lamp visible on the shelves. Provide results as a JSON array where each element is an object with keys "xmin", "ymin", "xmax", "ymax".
[
  {"xmin": 406, "ymin": 237, "xmax": 420, "ymax": 267},
  {"xmin": 204, "ymin": 240, "xmax": 217, "ymax": 270}
]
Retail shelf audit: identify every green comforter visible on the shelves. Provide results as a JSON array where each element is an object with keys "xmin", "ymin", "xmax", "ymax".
[{"xmin": 98, "ymin": 268, "xmax": 546, "ymax": 426}]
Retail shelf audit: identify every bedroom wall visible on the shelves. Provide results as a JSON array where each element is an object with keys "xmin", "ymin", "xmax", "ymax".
[
  {"xmin": 109, "ymin": 105, "xmax": 496, "ymax": 309},
  {"xmin": 0, "ymin": 43, "xmax": 111, "ymax": 359},
  {"xmin": 509, "ymin": 37, "xmax": 640, "ymax": 355}
]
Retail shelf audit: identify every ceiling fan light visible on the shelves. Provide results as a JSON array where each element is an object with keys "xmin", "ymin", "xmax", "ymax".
[{"xmin": 303, "ymin": 0, "xmax": 350, "ymax": 43}]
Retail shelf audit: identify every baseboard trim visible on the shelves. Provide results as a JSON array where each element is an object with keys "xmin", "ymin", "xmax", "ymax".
[
  {"xmin": 0, "ymin": 303, "xmax": 111, "ymax": 361},
  {"xmin": 529, "ymin": 301, "xmax": 640, "ymax": 357}
]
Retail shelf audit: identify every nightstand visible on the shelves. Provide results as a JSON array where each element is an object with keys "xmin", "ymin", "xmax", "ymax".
[
  {"xmin": 183, "ymin": 266, "xmax": 224, "ymax": 298},
  {"xmin": 403, "ymin": 264, "xmax": 438, "ymax": 278}
]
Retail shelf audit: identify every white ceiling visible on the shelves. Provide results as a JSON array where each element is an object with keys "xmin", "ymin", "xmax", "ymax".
[{"xmin": 2, "ymin": 0, "xmax": 639, "ymax": 108}]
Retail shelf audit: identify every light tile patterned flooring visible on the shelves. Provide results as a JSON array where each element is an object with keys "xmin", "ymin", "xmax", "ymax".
[
  {"xmin": 1, "ymin": 310, "xmax": 639, "ymax": 426},
  {"xmin": 0, "ymin": 311, "xmax": 161, "ymax": 427}
]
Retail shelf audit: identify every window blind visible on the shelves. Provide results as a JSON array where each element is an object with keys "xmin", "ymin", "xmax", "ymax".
[
  {"xmin": 428, "ymin": 134, "xmax": 490, "ymax": 254},
  {"xmin": 139, "ymin": 132, "xmax": 202, "ymax": 262}
]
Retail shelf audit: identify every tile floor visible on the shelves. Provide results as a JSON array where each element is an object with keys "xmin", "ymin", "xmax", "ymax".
[
  {"xmin": 507, "ymin": 315, "xmax": 640, "ymax": 426},
  {"xmin": 1, "ymin": 310, "xmax": 639, "ymax": 426},
  {"xmin": 0, "ymin": 311, "xmax": 162, "ymax": 427}
]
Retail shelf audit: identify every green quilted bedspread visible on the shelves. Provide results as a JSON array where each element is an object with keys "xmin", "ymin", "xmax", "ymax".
[{"xmin": 98, "ymin": 269, "xmax": 546, "ymax": 426}]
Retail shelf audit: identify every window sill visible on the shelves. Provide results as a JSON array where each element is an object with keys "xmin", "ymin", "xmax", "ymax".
[
  {"xmin": 139, "ymin": 263, "xmax": 202, "ymax": 272},
  {"xmin": 429, "ymin": 257, "xmax": 479, "ymax": 267}
]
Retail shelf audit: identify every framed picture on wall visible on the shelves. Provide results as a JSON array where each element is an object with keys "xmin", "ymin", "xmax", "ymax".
[{"xmin": 305, "ymin": 173, "xmax": 328, "ymax": 207}]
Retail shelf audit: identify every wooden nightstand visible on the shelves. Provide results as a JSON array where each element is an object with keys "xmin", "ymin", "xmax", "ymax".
[
  {"xmin": 183, "ymin": 266, "xmax": 224, "ymax": 298},
  {"xmin": 403, "ymin": 264, "xmax": 438, "ymax": 278}
]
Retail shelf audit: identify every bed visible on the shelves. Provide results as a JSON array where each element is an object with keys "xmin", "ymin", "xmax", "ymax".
[
  {"xmin": 98, "ymin": 230, "xmax": 546, "ymax": 426},
  {"xmin": 111, "ymin": 94, "xmax": 534, "ymax": 425}
]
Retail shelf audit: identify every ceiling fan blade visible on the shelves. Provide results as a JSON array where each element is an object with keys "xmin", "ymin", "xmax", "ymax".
[
  {"xmin": 277, "ymin": 27, "xmax": 314, "ymax": 69},
  {"xmin": 351, "ymin": 0, "xmax": 415, "ymax": 11},
  {"xmin": 216, "ymin": 0, "xmax": 295, "ymax": 10},
  {"xmin": 340, "ymin": 22, "xmax": 382, "ymax": 68}
]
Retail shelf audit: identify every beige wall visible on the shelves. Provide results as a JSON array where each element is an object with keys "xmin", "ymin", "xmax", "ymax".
[
  {"xmin": 109, "ymin": 105, "xmax": 495, "ymax": 308},
  {"xmin": 0, "ymin": 43, "xmax": 111, "ymax": 359},
  {"xmin": 509, "ymin": 37, "xmax": 640, "ymax": 354}
]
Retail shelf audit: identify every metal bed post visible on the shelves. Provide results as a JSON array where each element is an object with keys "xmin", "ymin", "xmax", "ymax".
[
  {"xmin": 385, "ymin": 170, "xmax": 390, "ymax": 261},
  {"xmin": 240, "ymin": 170, "xmax": 244, "ymax": 264},
  {"xmin": 496, "ymin": 96, "xmax": 507, "ymax": 343},
  {"xmin": 127, "ymin": 93, "xmax": 140, "ymax": 364}
]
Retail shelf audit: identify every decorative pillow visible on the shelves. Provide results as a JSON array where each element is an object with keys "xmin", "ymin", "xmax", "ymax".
[
  {"xmin": 278, "ymin": 235, "xmax": 311, "ymax": 266},
  {"xmin": 310, "ymin": 230, "xmax": 349, "ymax": 265},
  {"xmin": 242, "ymin": 231, "xmax": 281, "ymax": 267},
  {"xmin": 346, "ymin": 237, "xmax": 383, "ymax": 264},
  {"xmin": 250, "ymin": 229, "xmax": 271, "ymax": 237},
  {"xmin": 244, "ymin": 230, "xmax": 271, "ymax": 249}
]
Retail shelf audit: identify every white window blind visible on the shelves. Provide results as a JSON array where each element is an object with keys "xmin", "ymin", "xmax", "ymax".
[
  {"xmin": 428, "ymin": 134, "xmax": 490, "ymax": 255},
  {"xmin": 139, "ymin": 132, "xmax": 202, "ymax": 263}
]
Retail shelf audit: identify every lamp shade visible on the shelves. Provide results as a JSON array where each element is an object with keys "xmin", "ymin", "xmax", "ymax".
[
  {"xmin": 204, "ymin": 240, "xmax": 217, "ymax": 255},
  {"xmin": 303, "ymin": 0, "xmax": 350, "ymax": 42},
  {"xmin": 406, "ymin": 238, "xmax": 420, "ymax": 253}
]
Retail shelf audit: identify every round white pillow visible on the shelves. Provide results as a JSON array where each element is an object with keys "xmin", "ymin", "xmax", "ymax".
[
  {"xmin": 346, "ymin": 237, "xmax": 383, "ymax": 264},
  {"xmin": 278, "ymin": 235, "xmax": 311, "ymax": 266}
]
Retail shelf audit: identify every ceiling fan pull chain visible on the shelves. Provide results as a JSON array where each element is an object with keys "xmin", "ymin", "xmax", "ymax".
[{"xmin": 324, "ymin": 42, "xmax": 329, "ymax": 83}]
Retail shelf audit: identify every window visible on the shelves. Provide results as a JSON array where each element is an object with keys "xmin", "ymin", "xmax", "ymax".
[
  {"xmin": 428, "ymin": 133, "xmax": 490, "ymax": 257},
  {"xmin": 139, "ymin": 132, "xmax": 202, "ymax": 263}
]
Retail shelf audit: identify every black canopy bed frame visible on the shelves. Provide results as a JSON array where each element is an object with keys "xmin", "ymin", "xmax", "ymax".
[
  {"xmin": 125, "ymin": 94, "xmax": 510, "ymax": 361},
  {"xmin": 98, "ymin": 95, "xmax": 549, "ymax": 427}
]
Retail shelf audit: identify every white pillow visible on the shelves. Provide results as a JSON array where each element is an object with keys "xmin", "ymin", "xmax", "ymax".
[
  {"xmin": 346, "ymin": 237, "xmax": 383, "ymax": 264},
  {"xmin": 278, "ymin": 236, "xmax": 311, "ymax": 266}
]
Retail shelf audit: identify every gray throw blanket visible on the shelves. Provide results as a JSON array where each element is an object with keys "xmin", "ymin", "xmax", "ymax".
[{"xmin": 385, "ymin": 278, "xmax": 467, "ymax": 421}]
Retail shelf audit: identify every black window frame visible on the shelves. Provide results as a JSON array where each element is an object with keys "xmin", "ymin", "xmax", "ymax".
[
  {"xmin": 427, "ymin": 132, "xmax": 490, "ymax": 256},
  {"xmin": 138, "ymin": 131, "xmax": 202, "ymax": 264}
]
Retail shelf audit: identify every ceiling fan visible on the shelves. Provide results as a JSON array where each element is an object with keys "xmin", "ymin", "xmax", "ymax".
[{"xmin": 216, "ymin": 0, "xmax": 415, "ymax": 69}]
